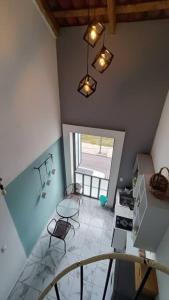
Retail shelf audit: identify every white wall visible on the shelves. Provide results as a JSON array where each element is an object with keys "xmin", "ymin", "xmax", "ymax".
[
  {"xmin": 0, "ymin": 0, "xmax": 61, "ymax": 298},
  {"xmin": 0, "ymin": 0, "xmax": 61, "ymax": 186},
  {"xmin": 152, "ymin": 91, "xmax": 169, "ymax": 172},
  {"xmin": 0, "ymin": 195, "xmax": 26, "ymax": 300},
  {"xmin": 151, "ymin": 91, "xmax": 169, "ymax": 300}
]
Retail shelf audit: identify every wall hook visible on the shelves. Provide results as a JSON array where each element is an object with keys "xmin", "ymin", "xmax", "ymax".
[
  {"xmin": 0, "ymin": 178, "xmax": 6, "ymax": 196},
  {"xmin": 49, "ymin": 153, "xmax": 56, "ymax": 175},
  {"xmin": 45, "ymin": 161, "xmax": 51, "ymax": 186},
  {"xmin": 34, "ymin": 154, "xmax": 55, "ymax": 199}
]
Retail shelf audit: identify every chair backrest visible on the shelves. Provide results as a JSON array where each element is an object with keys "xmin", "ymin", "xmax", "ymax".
[
  {"xmin": 66, "ymin": 183, "xmax": 81, "ymax": 196},
  {"xmin": 74, "ymin": 183, "xmax": 81, "ymax": 194}
]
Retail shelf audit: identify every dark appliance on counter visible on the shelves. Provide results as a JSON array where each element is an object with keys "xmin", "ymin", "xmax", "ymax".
[{"xmin": 119, "ymin": 188, "xmax": 134, "ymax": 210}]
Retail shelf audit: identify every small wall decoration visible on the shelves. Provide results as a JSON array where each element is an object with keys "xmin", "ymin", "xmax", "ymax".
[
  {"xmin": 34, "ymin": 153, "xmax": 56, "ymax": 198},
  {"xmin": 0, "ymin": 178, "xmax": 7, "ymax": 196}
]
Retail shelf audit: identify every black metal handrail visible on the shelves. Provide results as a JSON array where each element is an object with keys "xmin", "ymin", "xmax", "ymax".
[{"xmin": 38, "ymin": 253, "xmax": 169, "ymax": 300}]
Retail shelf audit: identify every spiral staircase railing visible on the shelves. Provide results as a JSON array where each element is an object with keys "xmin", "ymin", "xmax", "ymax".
[{"xmin": 38, "ymin": 252, "xmax": 169, "ymax": 300}]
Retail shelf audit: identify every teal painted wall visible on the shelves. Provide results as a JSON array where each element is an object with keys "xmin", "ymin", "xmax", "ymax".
[{"xmin": 5, "ymin": 137, "xmax": 65, "ymax": 256}]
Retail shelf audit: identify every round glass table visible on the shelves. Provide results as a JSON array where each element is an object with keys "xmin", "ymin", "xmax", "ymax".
[{"xmin": 56, "ymin": 198, "xmax": 80, "ymax": 228}]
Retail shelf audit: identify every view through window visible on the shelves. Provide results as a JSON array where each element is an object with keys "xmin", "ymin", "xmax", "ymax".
[{"xmin": 75, "ymin": 134, "xmax": 114, "ymax": 199}]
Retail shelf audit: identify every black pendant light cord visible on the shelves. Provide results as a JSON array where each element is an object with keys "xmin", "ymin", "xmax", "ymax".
[
  {"xmin": 87, "ymin": 43, "xmax": 89, "ymax": 74},
  {"xmin": 102, "ymin": 30, "xmax": 105, "ymax": 47},
  {"xmin": 93, "ymin": 0, "xmax": 96, "ymax": 21},
  {"xmin": 86, "ymin": 0, "xmax": 90, "ymax": 75}
]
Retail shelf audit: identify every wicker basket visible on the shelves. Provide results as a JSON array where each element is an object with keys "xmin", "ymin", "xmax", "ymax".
[
  {"xmin": 150, "ymin": 188, "xmax": 169, "ymax": 200},
  {"xmin": 150, "ymin": 167, "xmax": 169, "ymax": 200}
]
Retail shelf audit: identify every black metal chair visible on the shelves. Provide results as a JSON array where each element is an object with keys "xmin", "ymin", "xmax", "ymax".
[
  {"xmin": 65, "ymin": 183, "xmax": 82, "ymax": 205},
  {"xmin": 47, "ymin": 219, "xmax": 75, "ymax": 253}
]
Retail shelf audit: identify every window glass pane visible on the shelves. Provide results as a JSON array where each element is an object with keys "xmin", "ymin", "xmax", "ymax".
[
  {"xmin": 84, "ymin": 185, "xmax": 90, "ymax": 196},
  {"xmin": 84, "ymin": 175, "xmax": 91, "ymax": 186},
  {"xmin": 75, "ymin": 173, "xmax": 82, "ymax": 185},
  {"xmin": 100, "ymin": 179, "xmax": 109, "ymax": 190},
  {"xmin": 91, "ymin": 187, "xmax": 98, "ymax": 198},
  {"xmin": 92, "ymin": 177, "xmax": 99, "ymax": 188}
]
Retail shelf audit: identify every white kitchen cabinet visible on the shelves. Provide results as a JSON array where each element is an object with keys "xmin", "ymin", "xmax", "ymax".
[{"xmin": 133, "ymin": 155, "xmax": 169, "ymax": 251}]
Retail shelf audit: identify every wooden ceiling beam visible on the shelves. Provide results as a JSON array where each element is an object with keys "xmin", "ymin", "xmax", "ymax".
[
  {"xmin": 53, "ymin": 0, "xmax": 169, "ymax": 18},
  {"xmin": 35, "ymin": 0, "xmax": 59, "ymax": 38},
  {"xmin": 53, "ymin": 7, "xmax": 107, "ymax": 18},
  {"xmin": 118, "ymin": 0, "xmax": 169, "ymax": 14},
  {"xmin": 107, "ymin": 0, "xmax": 116, "ymax": 34}
]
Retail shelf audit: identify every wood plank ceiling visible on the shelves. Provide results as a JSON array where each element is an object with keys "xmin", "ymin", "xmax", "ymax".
[{"xmin": 36, "ymin": 0, "xmax": 169, "ymax": 36}]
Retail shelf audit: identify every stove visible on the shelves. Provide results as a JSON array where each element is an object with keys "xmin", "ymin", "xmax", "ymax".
[{"xmin": 115, "ymin": 215, "xmax": 133, "ymax": 231}]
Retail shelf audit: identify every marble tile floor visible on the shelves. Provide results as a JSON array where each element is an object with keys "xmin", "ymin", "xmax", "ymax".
[{"xmin": 8, "ymin": 197, "xmax": 114, "ymax": 300}]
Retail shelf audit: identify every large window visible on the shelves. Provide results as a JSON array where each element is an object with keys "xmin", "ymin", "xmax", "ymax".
[
  {"xmin": 75, "ymin": 172, "xmax": 109, "ymax": 199},
  {"xmin": 75, "ymin": 134, "xmax": 114, "ymax": 180}
]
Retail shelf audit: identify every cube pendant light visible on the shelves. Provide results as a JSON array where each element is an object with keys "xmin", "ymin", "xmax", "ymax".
[
  {"xmin": 78, "ymin": 74, "xmax": 97, "ymax": 98},
  {"xmin": 83, "ymin": 22, "xmax": 105, "ymax": 48},
  {"xmin": 92, "ymin": 46, "xmax": 114, "ymax": 73}
]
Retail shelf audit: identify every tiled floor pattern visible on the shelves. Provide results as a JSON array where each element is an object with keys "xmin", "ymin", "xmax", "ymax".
[{"xmin": 8, "ymin": 197, "xmax": 114, "ymax": 300}]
